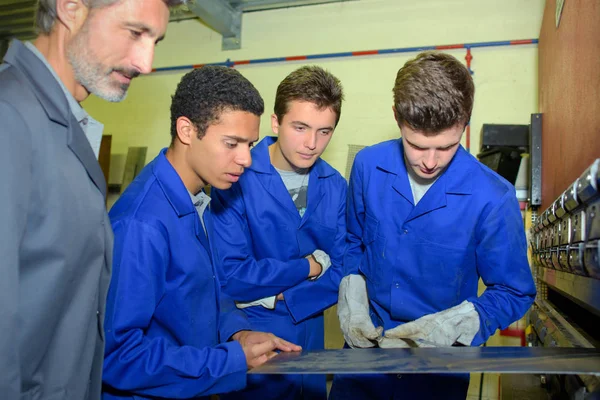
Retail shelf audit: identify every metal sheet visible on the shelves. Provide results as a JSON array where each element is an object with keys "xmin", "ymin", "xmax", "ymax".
[{"xmin": 249, "ymin": 347, "xmax": 600, "ymax": 375}]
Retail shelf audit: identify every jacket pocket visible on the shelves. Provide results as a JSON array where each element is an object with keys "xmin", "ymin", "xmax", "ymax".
[
  {"xmin": 297, "ymin": 220, "xmax": 336, "ymax": 254},
  {"xmin": 389, "ymin": 240, "xmax": 475, "ymax": 321},
  {"xmin": 315, "ymin": 221, "xmax": 337, "ymax": 251},
  {"xmin": 359, "ymin": 214, "xmax": 387, "ymax": 285}
]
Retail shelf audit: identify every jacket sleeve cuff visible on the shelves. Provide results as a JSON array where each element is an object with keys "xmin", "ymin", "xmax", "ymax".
[
  {"xmin": 220, "ymin": 310, "xmax": 252, "ymax": 343},
  {"xmin": 219, "ymin": 341, "xmax": 248, "ymax": 392},
  {"xmin": 283, "ymin": 274, "xmax": 338, "ymax": 324},
  {"xmin": 469, "ymin": 299, "xmax": 491, "ymax": 346}
]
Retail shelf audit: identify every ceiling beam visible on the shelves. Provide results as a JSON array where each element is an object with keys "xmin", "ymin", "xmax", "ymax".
[
  {"xmin": 0, "ymin": 22, "xmax": 34, "ymax": 34},
  {"xmin": 0, "ymin": 1, "xmax": 36, "ymax": 13},
  {"xmin": 186, "ymin": 0, "xmax": 242, "ymax": 50},
  {"xmin": 0, "ymin": 12, "xmax": 34, "ymax": 25},
  {"xmin": 0, "ymin": 39, "xmax": 9, "ymax": 63}
]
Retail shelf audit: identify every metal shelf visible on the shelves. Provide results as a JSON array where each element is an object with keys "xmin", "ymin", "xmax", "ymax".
[
  {"xmin": 530, "ymin": 299, "xmax": 594, "ymax": 348},
  {"xmin": 540, "ymin": 268, "xmax": 600, "ymax": 316}
]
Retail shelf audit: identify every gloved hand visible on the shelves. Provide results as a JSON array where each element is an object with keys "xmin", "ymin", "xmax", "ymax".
[
  {"xmin": 376, "ymin": 336, "xmax": 412, "ymax": 348},
  {"xmin": 235, "ymin": 296, "xmax": 277, "ymax": 310},
  {"xmin": 380, "ymin": 300, "xmax": 480, "ymax": 348},
  {"xmin": 337, "ymin": 274, "xmax": 383, "ymax": 348},
  {"xmin": 309, "ymin": 249, "xmax": 331, "ymax": 280}
]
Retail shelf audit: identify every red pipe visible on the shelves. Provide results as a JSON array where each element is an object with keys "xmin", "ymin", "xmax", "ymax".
[{"xmin": 152, "ymin": 38, "xmax": 539, "ymax": 73}]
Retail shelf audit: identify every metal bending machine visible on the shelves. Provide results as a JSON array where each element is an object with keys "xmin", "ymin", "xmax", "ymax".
[{"xmin": 529, "ymin": 158, "xmax": 600, "ymax": 398}]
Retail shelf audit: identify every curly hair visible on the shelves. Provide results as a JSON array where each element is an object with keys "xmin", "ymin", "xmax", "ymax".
[
  {"xmin": 170, "ymin": 66, "xmax": 264, "ymax": 141},
  {"xmin": 393, "ymin": 51, "xmax": 474, "ymax": 134},
  {"xmin": 274, "ymin": 65, "xmax": 344, "ymax": 126}
]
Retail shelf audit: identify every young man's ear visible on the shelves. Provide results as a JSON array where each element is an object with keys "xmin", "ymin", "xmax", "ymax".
[
  {"xmin": 271, "ymin": 114, "xmax": 280, "ymax": 135},
  {"xmin": 175, "ymin": 117, "xmax": 196, "ymax": 145},
  {"xmin": 55, "ymin": 0, "xmax": 89, "ymax": 34}
]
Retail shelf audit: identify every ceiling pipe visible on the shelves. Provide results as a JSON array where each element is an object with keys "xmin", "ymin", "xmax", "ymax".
[{"xmin": 151, "ymin": 38, "xmax": 538, "ymax": 73}]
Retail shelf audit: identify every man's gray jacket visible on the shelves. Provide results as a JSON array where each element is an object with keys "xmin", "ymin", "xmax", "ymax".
[{"xmin": 0, "ymin": 40, "xmax": 113, "ymax": 400}]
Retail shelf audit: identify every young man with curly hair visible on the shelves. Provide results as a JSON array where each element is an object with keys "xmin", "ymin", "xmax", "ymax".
[{"xmin": 102, "ymin": 66, "xmax": 300, "ymax": 400}]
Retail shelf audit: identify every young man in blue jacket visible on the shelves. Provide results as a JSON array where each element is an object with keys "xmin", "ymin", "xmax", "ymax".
[
  {"xmin": 210, "ymin": 66, "xmax": 347, "ymax": 400},
  {"xmin": 102, "ymin": 66, "xmax": 300, "ymax": 400},
  {"xmin": 330, "ymin": 52, "xmax": 536, "ymax": 399}
]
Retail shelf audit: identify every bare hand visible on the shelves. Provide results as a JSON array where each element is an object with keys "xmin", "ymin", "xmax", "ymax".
[
  {"xmin": 276, "ymin": 293, "xmax": 284, "ymax": 301},
  {"xmin": 232, "ymin": 330, "xmax": 302, "ymax": 369}
]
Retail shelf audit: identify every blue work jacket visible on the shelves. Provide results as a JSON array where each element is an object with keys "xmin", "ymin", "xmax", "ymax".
[
  {"xmin": 211, "ymin": 136, "xmax": 347, "ymax": 399},
  {"xmin": 102, "ymin": 149, "xmax": 249, "ymax": 400},
  {"xmin": 346, "ymin": 140, "xmax": 536, "ymax": 345}
]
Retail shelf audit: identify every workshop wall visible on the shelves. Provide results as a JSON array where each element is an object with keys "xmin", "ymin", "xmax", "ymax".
[{"xmin": 83, "ymin": 0, "xmax": 544, "ymax": 186}]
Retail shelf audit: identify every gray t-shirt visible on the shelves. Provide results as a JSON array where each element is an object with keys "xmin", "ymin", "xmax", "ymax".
[
  {"xmin": 407, "ymin": 172, "xmax": 436, "ymax": 205},
  {"xmin": 274, "ymin": 167, "xmax": 310, "ymax": 217},
  {"xmin": 188, "ymin": 190, "xmax": 211, "ymax": 234},
  {"xmin": 406, "ymin": 165, "xmax": 439, "ymax": 205}
]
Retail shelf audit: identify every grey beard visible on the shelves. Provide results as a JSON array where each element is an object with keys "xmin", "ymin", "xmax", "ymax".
[{"xmin": 67, "ymin": 40, "xmax": 128, "ymax": 103}]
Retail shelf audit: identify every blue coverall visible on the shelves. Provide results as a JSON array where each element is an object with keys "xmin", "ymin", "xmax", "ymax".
[
  {"xmin": 102, "ymin": 149, "xmax": 249, "ymax": 400},
  {"xmin": 329, "ymin": 140, "xmax": 536, "ymax": 400},
  {"xmin": 211, "ymin": 136, "xmax": 347, "ymax": 400}
]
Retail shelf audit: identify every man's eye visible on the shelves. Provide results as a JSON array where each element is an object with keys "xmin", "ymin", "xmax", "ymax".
[
  {"xmin": 225, "ymin": 141, "xmax": 237, "ymax": 149},
  {"xmin": 130, "ymin": 30, "xmax": 142, "ymax": 39}
]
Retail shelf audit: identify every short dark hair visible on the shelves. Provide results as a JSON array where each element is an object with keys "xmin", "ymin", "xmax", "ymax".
[
  {"xmin": 274, "ymin": 65, "xmax": 344, "ymax": 126},
  {"xmin": 393, "ymin": 51, "xmax": 474, "ymax": 134},
  {"xmin": 170, "ymin": 66, "xmax": 264, "ymax": 140}
]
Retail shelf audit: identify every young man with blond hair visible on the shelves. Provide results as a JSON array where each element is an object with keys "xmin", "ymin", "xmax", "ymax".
[{"xmin": 211, "ymin": 65, "xmax": 347, "ymax": 400}]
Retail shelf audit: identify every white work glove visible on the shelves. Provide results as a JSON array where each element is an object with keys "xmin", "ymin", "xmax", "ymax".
[
  {"xmin": 379, "ymin": 300, "xmax": 480, "ymax": 348},
  {"xmin": 337, "ymin": 275, "xmax": 383, "ymax": 348},
  {"xmin": 235, "ymin": 296, "xmax": 276, "ymax": 310},
  {"xmin": 376, "ymin": 336, "xmax": 412, "ymax": 348},
  {"xmin": 309, "ymin": 249, "xmax": 331, "ymax": 280}
]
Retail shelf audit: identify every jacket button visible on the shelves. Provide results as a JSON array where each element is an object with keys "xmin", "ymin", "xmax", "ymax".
[{"xmin": 403, "ymin": 229, "xmax": 408, "ymax": 234}]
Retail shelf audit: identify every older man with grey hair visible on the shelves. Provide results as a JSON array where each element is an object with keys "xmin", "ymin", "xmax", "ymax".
[{"xmin": 0, "ymin": 0, "xmax": 185, "ymax": 399}]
